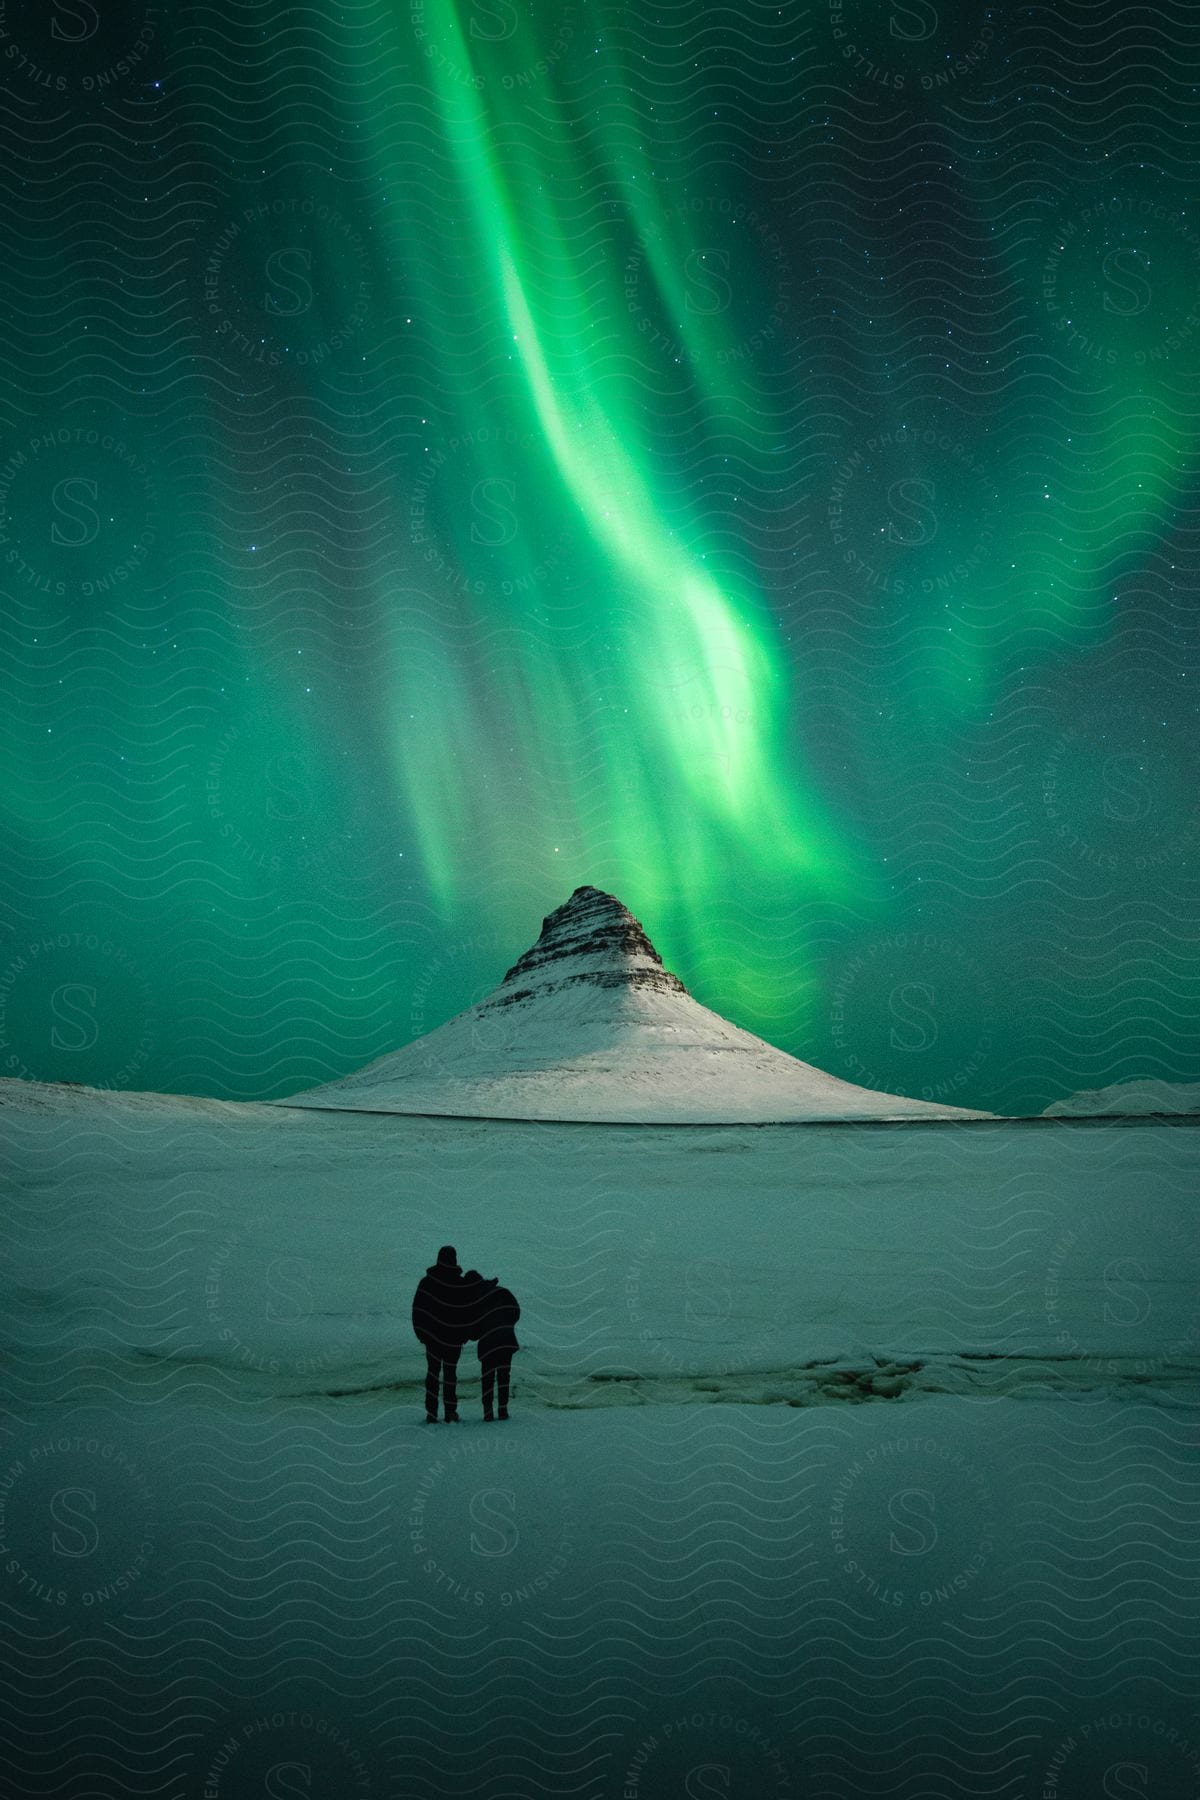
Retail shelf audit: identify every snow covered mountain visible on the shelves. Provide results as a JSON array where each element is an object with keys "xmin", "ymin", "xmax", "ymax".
[
  {"xmin": 281, "ymin": 885, "xmax": 994, "ymax": 1124},
  {"xmin": 1043, "ymin": 1079, "xmax": 1200, "ymax": 1117}
]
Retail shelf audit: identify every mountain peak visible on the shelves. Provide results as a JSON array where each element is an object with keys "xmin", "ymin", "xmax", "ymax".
[
  {"xmin": 491, "ymin": 885, "xmax": 687, "ymax": 1006},
  {"xmin": 282, "ymin": 887, "xmax": 994, "ymax": 1123}
]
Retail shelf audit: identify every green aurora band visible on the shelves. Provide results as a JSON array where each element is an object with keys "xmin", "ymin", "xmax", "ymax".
[{"xmin": 377, "ymin": 0, "xmax": 858, "ymax": 995}]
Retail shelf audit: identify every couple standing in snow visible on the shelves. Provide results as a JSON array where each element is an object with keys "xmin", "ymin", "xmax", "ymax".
[{"xmin": 411, "ymin": 1246, "xmax": 521, "ymax": 1423}]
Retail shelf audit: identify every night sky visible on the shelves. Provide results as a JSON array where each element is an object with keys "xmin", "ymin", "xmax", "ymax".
[{"xmin": 1, "ymin": 0, "xmax": 1198, "ymax": 1116}]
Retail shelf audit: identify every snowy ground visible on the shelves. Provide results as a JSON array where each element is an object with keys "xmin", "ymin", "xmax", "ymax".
[{"xmin": 1, "ymin": 1083, "xmax": 1198, "ymax": 1797}]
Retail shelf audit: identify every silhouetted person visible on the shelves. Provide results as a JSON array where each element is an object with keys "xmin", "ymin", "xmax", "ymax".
[
  {"xmin": 461, "ymin": 1271, "xmax": 520, "ymax": 1420},
  {"xmin": 412, "ymin": 1245, "xmax": 472, "ymax": 1422}
]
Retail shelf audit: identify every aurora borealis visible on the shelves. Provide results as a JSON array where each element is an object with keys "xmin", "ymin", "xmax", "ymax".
[{"xmin": 1, "ymin": 1, "xmax": 1198, "ymax": 1114}]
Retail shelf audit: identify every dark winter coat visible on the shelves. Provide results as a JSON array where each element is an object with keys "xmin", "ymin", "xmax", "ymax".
[
  {"xmin": 474, "ymin": 1280, "xmax": 520, "ymax": 1358},
  {"xmin": 411, "ymin": 1264, "xmax": 473, "ymax": 1353}
]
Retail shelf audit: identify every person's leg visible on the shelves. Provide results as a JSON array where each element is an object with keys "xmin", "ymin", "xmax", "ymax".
[
  {"xmin": 481, "ymin": 1351, "xmax": 496, "ymax": 1418},
  {"xmin": 443, "ymin": 1345, "xmax": 461, "ymax": 1419},
  {"xmin": 497, "ymin": 1354, "xmax": 512, "ymax": 1418},
  {"xmin": 424, "ymin": 1348, "xmax": 439, "ymax": 1420}
]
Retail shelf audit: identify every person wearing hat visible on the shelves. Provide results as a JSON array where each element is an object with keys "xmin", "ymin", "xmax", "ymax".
[
  {"xmin": 411, "ymin": 1245, "xmax": 472, "ymax": 1423},
  {"xmin": 460, "ymin": 1270, "xmax": 521, "ymax": 1421}
]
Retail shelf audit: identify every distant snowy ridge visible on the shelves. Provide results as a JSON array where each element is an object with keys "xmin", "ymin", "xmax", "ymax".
[
  {"xmin": 1043, "ymin": 1080, "xmax": 1200, "ymax": 1117},
  {"xmin": 280, "ymin": 885, "xmax": 995, "ymax": 1124}
]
